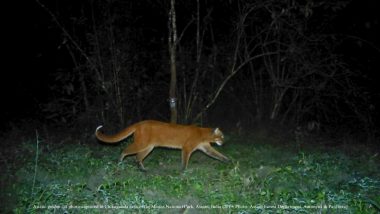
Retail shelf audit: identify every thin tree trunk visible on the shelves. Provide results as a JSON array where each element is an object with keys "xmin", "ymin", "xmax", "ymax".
[{"xmin": 168, "ymin": 0, "xmax": 178, "ymax": 123}]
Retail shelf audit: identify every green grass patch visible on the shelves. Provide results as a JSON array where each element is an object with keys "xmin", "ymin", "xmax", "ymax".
[{"xmin": 2, "ymin": 133, "xmax": 379, "ymax": 213}]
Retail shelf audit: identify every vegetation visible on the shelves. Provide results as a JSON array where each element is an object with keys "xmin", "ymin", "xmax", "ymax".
[
  {"xmin": 32, "ymin": 0, "xmax": 378, "ymax": 139},
  {"xmin": 2, "ymin": 128, "xmax": 379, "ymax": 213},
  {"xmin": 1, "ymin": 1, "xmax": 378, "ymax": 213}
]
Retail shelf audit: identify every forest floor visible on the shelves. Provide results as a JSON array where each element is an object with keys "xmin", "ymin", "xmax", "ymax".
[{"xmin": 1, "ymin": 127, "xmax": 379, "ymax": 213}]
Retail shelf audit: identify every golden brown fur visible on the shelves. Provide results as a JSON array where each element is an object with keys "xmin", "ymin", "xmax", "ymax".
[{"xmin": 95, "ymin": 120, "xmax": 229, "ymax": 170}]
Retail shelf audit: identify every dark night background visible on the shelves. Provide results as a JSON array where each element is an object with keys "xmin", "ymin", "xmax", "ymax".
[{"xmin": 2, "ymin": 0, "xmax": 380, "ymax": 141}]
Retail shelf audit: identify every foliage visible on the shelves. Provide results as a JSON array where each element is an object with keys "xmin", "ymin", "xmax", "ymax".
[
  {"xmin": 36, "ymin": 0, "xmax": 377, "ymax": 137},
  {"xmin": 2, "ymin": 131, "xmax": 379, "ymax": 213}
]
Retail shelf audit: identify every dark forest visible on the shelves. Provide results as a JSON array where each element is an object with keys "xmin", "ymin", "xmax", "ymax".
[{"xmin": 1, "ymin": 0, "xmax": 379, "ymax": 213}]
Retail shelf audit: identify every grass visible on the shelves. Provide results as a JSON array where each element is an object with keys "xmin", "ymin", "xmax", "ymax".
[{"xmin": 1, "ymin": 130, "xmax": 379, "ymax": 213}]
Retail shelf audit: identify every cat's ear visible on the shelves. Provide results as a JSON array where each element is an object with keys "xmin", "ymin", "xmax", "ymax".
[{"xmin": 213, "ymin": 128, "xmax": 221, "ymax": 135}]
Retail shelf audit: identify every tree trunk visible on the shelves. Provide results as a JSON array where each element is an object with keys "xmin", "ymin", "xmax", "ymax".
[{"xmin": 168, "ymin": 0, "xmax": 178, "ymax": 123}]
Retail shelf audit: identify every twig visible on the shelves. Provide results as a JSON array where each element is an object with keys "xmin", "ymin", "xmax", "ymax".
[
  {"xmin": 31, "ymin": 129, "xmax": 40, "ymax": 196},
  {"xmin": 35, "ymin": 0, "xmax": 98, "ymax": 72},
  {"xmin": 193, "ymin": 51, "xmax": 277, "ymax": 122}
]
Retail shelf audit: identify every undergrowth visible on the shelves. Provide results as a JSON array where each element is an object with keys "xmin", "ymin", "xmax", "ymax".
[{"xmin": 1, "ymin": 132, "xmax": 379, "ymax": 213}]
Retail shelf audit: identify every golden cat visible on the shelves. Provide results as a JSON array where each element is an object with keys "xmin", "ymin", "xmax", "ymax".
[{"xmin": 95, "ymin": 120, "xmax": 229, "ymax": 170}]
